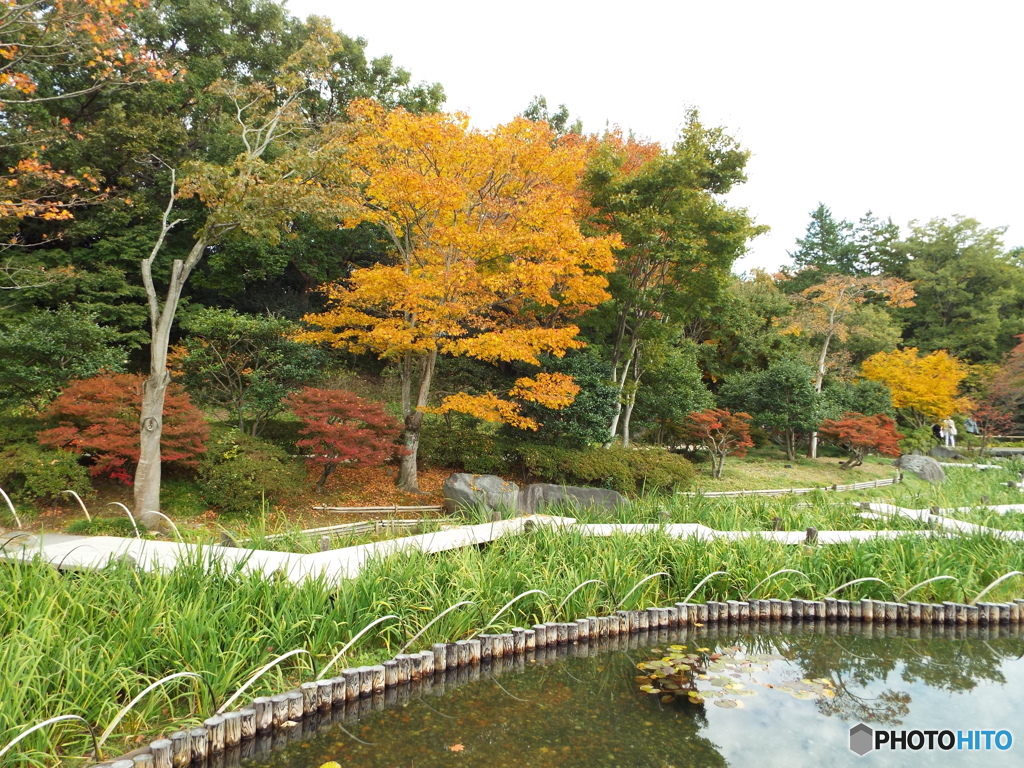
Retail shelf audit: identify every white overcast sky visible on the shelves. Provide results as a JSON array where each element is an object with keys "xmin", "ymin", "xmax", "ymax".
[{"xmin": 287, "ymin": 0, "xmax": 1022, "ymax": 273}]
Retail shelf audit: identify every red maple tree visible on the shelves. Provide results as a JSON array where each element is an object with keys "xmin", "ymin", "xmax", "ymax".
[
  {"xmin": 285, "ymin": 388, "xmax": 403, "ymax": 492},
  {"xmin": 37, "ymin": 372, "xmax": 208, "ymax": 483},
  {"xmin": 817, "ymin": 412, "xmax": 901, "ymax": 469},
  {"xmin": 679, "ymin": 408, "xmax": 754, "ymax": 480}
]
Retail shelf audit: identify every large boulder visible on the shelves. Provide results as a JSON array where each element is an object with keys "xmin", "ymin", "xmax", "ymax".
[
  {"xmin": 894, "ymin": 454, "xmax": 945, "ymax": 484},
  {"xmin": 442, "ymin": 473, "xmax": 520, "ymax": 516},
  {"xmin": 519, "ymin": 483, "xmax": 628, "ymax": 515}
]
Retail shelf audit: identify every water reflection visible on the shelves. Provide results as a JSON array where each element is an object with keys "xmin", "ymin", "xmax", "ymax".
[{"xmin": 241, "ymin": 622, "xmax": 1024, "ymax": 768}]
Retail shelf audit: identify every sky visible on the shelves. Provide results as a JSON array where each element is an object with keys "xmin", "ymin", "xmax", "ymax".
[{"xmin": 286, "ymin": 0, "xmax": 1023, "ymax": 274}]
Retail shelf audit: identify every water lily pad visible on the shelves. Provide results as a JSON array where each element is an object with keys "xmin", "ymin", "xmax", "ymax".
[{"xmin": 714, "ymin": 698, "xmax": 744, "ymax": 708}]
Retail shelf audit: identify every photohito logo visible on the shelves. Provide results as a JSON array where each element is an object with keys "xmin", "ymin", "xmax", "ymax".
[{"xmin": 849, "ymin": 723, "xmax": 1013, "ymax": 756}]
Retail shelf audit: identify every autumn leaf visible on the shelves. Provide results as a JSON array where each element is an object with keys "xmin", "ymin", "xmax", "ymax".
[{"xmin": 448, "ymin": 744, "xmax": 465, "ymax": 752}]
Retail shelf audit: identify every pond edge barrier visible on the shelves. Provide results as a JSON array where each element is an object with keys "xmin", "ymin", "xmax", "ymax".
[{"xmin": 91, "ymin": 595, "xmax": 1024, "ymax": 768}]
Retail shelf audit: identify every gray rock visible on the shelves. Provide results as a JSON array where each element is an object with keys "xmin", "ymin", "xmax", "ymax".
[
  {"xmin": 442, "ymin": 473, "xmax": 520, "ymax": 515},
  {"xmin": 989, "ymin": 447, "xmax": 1024, "ymax": 458},
  {"xmin": 893, "ymin": 454, "xmax": 945, "ymax": 484},
  {"xmin": 519, "ymin": 483, "xmax": 628, "ymax": 515},
  {"xmin": 929, "ymin": 445, "xmax": 967, "ymax": 460}
]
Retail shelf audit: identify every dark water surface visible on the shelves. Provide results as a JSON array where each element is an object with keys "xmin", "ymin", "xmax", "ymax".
[{"xmin": 241, "ymin": 623, "xmax": 1024, "ymax": 767}]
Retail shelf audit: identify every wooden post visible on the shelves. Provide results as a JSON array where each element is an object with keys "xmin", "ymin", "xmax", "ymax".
[
  {"xmin": 204, "ymin": 715, "xmax": 225, "ymax": 753},
  {"xmin": 896, "ymin": 603, "xmax": 909, "ymax": 624},
  {"xmin": 524, "ymin": 628, "xmax": 536, "ymax": 650},
  {"xmin": 223, "ymin": 712, "xmax": 242, "ymax": 747},
  {"xmin": 358, "ymin": 666, "xmax": 373, "ymax": 696},
  {"xmin": 133, "ymin": 755, "xmax": 153, "ymax": 768},
  {"xmin": 908, "ymin": 602, "xmax": 922, "ymax": 624},
  {"xmin": 395, "ymin": 655, "xmax": 412, "ymax": 682},
  {"xmin": 284, "ymin": 691, "xmax": 302, "ymax": 721},
  {"xmin": 169, "ymin": 731, "xmax": 191, "ymax": 768},
  {"xmin": 479, "ymin": 634, "xmax": 494, "ymax": 660},
  {"xmin": 634, "ymin": 606, "xmax": 651, "ymax": 630},
  {"xmin": 824, "ymin": 598, "xmax": 838, "ymax": 620},
  {"xmin": 419, "ymin": 650, "xmax": 435, "ymax": 676},
  {"xmin": 300, "ymin": 682, "xmax": 318, "ymax": 715},
  {"xmin": 860, "ymin": 599, "xmax": 873, "ymax": 622},
  {"xmin": 532, "ymin": 624, "xmax": 548, "ymax": 647},
  {"xmin": 933, "ymin": 604, "xmax": 945, "ymax": 624},
  {"xmin": 331, "ymin": 676, "xmax": 347, "ymax": 705},
  {"xmin": 371, "ymin": 665, "xmax": 386, "ymax": 693},
  {"xmin": 791, "ymin": 599, "xmax": 804, "ymax": 620},
  {"xmin": 566, "ymin": 621, "xmax": 579, "ymax": 644},
  {"xmin": 150, "ymin": 739, "xmax": 173, "ymax": 768},
  {"xmin": 467, "ymin": 639, "xmax": 482, "ymax": 665},
  {"xmin": 501, "ymin": 633, "xmax": 514, "ymax": 658},
  {"xmin": 239, "ymin": 708, "xmax": 256, "ymax": 741},
  {"xmin": 344, "ymin": 668, "xmax": 361, "ymax": 698},
  {"xmin": 512, "ymin": 627, "xmax": 526, "ymax": 652},
  {"xmin": 456, "ymin": 640, "xmax": 471, "ymax": 667},
  {"xmin": 190, "ymin": 727, "xmax": 209, "ymax": 762},
  {"xmin": 556, "ymin": 623, "xmax": 569, "ymax": 644},
  {"xmin": 383, "ymin": 660, "xmax": 398, "ymax": 687},
  {"xmin": 253, "ymin": 697, "xmax": 273, "ymax": 732},
  {"xmin": 317, "ymin": 679, "xmax": 333, "ymax": 709},
  {"xmin": 319, "ymin": 535, "xmax": 330, "ymax": 552},
  {"xmin": 432, "ymin": 643, "xmax": 448, "ymax": 671}
]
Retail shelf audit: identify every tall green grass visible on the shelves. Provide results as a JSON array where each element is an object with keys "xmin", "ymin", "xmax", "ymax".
[{"xmin": 3, "ymin": 527, "xmax": 1024, "ymax": 765}]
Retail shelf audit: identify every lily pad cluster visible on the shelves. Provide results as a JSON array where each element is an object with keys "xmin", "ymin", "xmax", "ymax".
[{"xmin": 635, "ymin": 645, "xmax": 836, "ymax": 709}]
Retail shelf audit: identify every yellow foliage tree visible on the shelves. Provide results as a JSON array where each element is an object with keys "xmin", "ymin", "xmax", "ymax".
[
  {"xmin": 860, "ymin": 347, "xmax": 972, "ymax": 428},
  {"xmin": 299, "ymin": 101, "xmax": 618, "ymax": 490}
]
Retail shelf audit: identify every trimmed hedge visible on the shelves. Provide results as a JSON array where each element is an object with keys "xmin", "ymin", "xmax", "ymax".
[{"xmin": 420, "ymin": 424, "xmax": 694, "ymax": 495}]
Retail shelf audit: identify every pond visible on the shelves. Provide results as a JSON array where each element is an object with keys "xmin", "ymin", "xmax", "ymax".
[{"xmin": 239, "ymin": 623, "xmax": 1023, "ymax": 768}]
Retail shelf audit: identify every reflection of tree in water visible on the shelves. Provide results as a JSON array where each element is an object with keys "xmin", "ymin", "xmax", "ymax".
[
  {"xmin": 769, "ymin": 632, "xmax": 1023, "ymax": 727},
  {"xmin": 272, "ymin": 648, "xmax": 729, "ymax": 768}
]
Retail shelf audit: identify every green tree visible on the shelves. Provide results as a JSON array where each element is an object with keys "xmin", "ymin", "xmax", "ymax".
[
  {"xmin": 895, "ymin": 217, "xmax": 1024, "ymax": 363},
  {"xmin": 687, "ymin": 271, "xmax": 798, "ymax": 382},
  {"xmin": 784, "ymin": 203, "xmax": 859, "ymax": 286},
  {"xmin": 174, "ymin": 308, "xmax": 323, "ymax": 435},
  {"xmin": 0, "ymin": 306, "xmax": 126, "ymax": 411},
  {"xmin": 719, "ymin": 358, "xmax": 819, "ymax": 460},
  {"xmin": 584, "ymin": 113, "xmax": 764, "ymax": 445},
  {"xmin": 632, "ymin": 341, "xmax": 714, "ymax": 445}
]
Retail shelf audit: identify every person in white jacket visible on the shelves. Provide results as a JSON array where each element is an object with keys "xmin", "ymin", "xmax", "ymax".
[{"xmin": 942, "ymin": 417, "xmax": 957, "ymax": 448}]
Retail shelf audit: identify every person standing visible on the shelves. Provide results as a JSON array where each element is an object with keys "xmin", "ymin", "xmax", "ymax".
[{"xmin": 943, "ymin": 417, "xmax": 957, "ymax": 448}]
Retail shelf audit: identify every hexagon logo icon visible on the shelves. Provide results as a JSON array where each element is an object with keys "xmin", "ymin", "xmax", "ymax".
[{"xmin": 850, "ymin": 723, "xmax": 874, "ymax": 756}]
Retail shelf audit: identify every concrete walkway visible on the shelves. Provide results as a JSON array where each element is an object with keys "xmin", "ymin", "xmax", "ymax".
[{"xmin": 3, "ymin": 505, "xmax": 1021, "ymax": 584}]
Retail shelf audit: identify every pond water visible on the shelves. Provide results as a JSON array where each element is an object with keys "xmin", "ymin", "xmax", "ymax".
[{"xmin": 241, "ymin": 623, "xmax": 1024, "ymax": 768}]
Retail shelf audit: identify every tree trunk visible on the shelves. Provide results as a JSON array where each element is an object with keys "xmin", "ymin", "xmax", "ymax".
[
  {"xmin": 135, "ymin": 371, "xmax": 169, "ymax": 525},
  {"xmin": 395, "ymin": 349, "xmax": 437, "ymax": 492},
  {"xmin": 313, "ymin": 464, "xmax": 334, "ymax": 493},
  {"xmin": 808, "ymin": 331, "xmax": 834, "ymax": 459},
  {"xmin": 134, "ymin": 191, "xmax": 208, "ymax": 525},
  {"xmin": 621, "ymin": 391, "xmax": 636, "ymax": 449},
  {"xmin": 785, "ymin": 429, "xmax": 797, "ymax": 462},
  {"xmin": 606, "ymin": 335, "xmax": 639, "ymax": 447}
]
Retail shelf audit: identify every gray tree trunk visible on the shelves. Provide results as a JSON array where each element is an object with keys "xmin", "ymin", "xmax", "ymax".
[{"xmin": 395, "ymin": 348, "xmax": 437, "ymax": 492}]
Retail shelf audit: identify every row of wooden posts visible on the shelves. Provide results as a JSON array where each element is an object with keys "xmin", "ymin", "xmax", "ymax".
[{"xmin": 96, "ymin": 593, "xmax": 1024, "ymax": 768}]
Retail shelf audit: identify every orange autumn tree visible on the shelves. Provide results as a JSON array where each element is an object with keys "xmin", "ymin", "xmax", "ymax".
[
  {"xmin": 299, "ymin": 100, "xmax": 618, "ymax": 491},
  {"xmin": 860, "ymin": 348, "xmax": 972, "ymax": 428}
]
